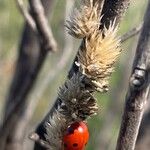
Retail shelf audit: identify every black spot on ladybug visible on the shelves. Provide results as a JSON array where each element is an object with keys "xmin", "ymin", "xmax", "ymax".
[
  {"xmin": 73, "ymin": 143, "xmax": 78, "ymax": 147},
  {"xmin": 85, "ymin": 142, "xmax": 87, "ymax": 145},
  {"xmin": 64, "ymin": 143, "xmax": 67, "ymax": 147},
  {"xmin": 67, "ymin": 127, "xmax": 74, "ymax": 134}
]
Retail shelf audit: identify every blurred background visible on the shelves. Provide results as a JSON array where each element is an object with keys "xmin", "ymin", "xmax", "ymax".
[{"xmin": 0, "ymin": 0, "xmax": 148, "ymax": 149}]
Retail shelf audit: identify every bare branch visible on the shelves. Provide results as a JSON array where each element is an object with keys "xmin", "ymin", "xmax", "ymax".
[
  {"xmin": 16, "ymin": 0, "xmax": 36, "ymax": 31},
  {"xmin": 29, "ymin": 0, "xmax": 57, "ymax": 52},
  {"xmin": 120, "ymin": 23, "xmax": 143, "ymax": 43},
  {"xmin": 0, "ymin": 0, "xmax": 56, "ymax": 150},
  {"xmin": 116, "ymin": 1, "xmax": 150, "ymax": 149},
  {"xmin": 19, "ymin": 0, "xmax": 74, "ymax": 135},
  {"xmin": 29, "ymin": 133, "xmax": 50, "ymax": 149},
  {"xmin": 17, "ymin": 0, "xmax": 57, "ymax": 52},
  {"xmin": 135, "ymin": 90, "xmax": 150, "ymax": 150}
]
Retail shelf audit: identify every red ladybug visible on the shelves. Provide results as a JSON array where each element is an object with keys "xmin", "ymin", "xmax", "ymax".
[{"xmin": 63, "ymin": 121, "xmax": 89, "ymax": 150}]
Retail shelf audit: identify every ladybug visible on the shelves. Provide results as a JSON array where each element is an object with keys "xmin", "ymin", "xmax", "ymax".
[{"xmin": 63, "ymin": 121, "xmax": 89, "ymax": 150}]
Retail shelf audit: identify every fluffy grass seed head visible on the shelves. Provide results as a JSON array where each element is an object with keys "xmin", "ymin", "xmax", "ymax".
[
  {"xmin": 78, "ymin": 21, "xmax": 121, "ymax": 92},
  {"xmin": 45, "ymin": 110, "xmax": 67, "ymax": 150},
  {"xmin": 65, "ymin": 0, "xmax": 101, "ymax": 38},
  {"xmin": 58, "ymin": 73, "xmax": 98, "ymax": 120}
]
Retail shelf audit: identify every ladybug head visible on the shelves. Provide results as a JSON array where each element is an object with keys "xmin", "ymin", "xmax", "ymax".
[{"xmin": 63, "ymin": 122, "xmax": 89, "ymax": 150}]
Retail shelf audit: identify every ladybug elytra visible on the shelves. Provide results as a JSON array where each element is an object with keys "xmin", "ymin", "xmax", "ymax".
[{"xmin": 63, "ymin": 121, "xmax": 89, "ymax": 150}]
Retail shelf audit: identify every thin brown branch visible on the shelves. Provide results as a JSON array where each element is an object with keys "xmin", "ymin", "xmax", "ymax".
[
  {"xmin": 17, "ymin": 0, "xmax": 57, "ymax": 52},
  {"xmin": 29, "ymin": 0, "xmax": 57, "ymax": 52},
  {"xmin": 0, "ymin": 0, "xmax": 56, "ymax": 150},
  {"xmin": 116, "ymin": 0, "xmax": 150, "ymax": 149},
  {"xmin": 135, "ymin": 90, "xmax": 150, "ymax": 150},
  {"xmin": 16, "ymin": 0, "xmax": 36, "ymax": 31},
  {"xmin": 29, "ymin": 133, "xmax": 50, "ymax": 149},
  {"xmin": 120, "ymin": 23, "xmax": 143, "ymax": 43},
  {"xmin": 20, "ymin": 0, "xmax": 74, "ymax": 134}
]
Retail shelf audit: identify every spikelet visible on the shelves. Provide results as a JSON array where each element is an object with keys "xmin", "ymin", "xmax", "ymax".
[
  {"xmin": 45, "ymin": 73, "xmax": 99, "ymax": 149},
  {"xmin": 45, "ymin": 110, "xmax": 67, "ymax": 150},
  {"xmin": 77, "ymin": 21, "xmax": 121, "ymax": 92},
  {"xmin": 65, "ymin": 0, "xmax": 101, "ymax": 38},
  {"xmin": 58, "ymin": 73, "xmax": 98, "ymax": 120}
]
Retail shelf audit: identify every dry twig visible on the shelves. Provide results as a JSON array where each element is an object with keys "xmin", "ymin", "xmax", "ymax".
[
  {"xmin": 120, "ymin": 23, "xmax": 143, "ymax": 43},
  {"xmin": 116, "ymin": 1, "xmax": 150, "ymax": 149},
  {"xmin": 20, "ymin": 0, "xmax": 75, "ymax": 135},
  {"xmin": 16, "ymin": 0, "xmax": 36, "ymax": 31},
  {"xmin": 16, "ymin": 0, "xmax": 57, "ymax": 52},
  {"xmin": 0, "ymin": 0, "xmax": 56, "ymax": 150},
  {"xmin": 29, "ymin": 0, "xmax": 57, "ymax": 52},
  {"xmin": 135, "ymin": 90, "xmax": 150, "ymax": 150},
  {"xmin": 29, "ymin": 133, "xmax": 50, "ymax": 149}
]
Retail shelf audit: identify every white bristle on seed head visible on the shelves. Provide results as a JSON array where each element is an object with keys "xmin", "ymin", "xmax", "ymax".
[
  {"xmin": 78, "ymin": 20, "xmax": 121, "ymax": 92},
  {"xmin": 65, "ymin": 0, "xmax": 101, "ymax": 38}
]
